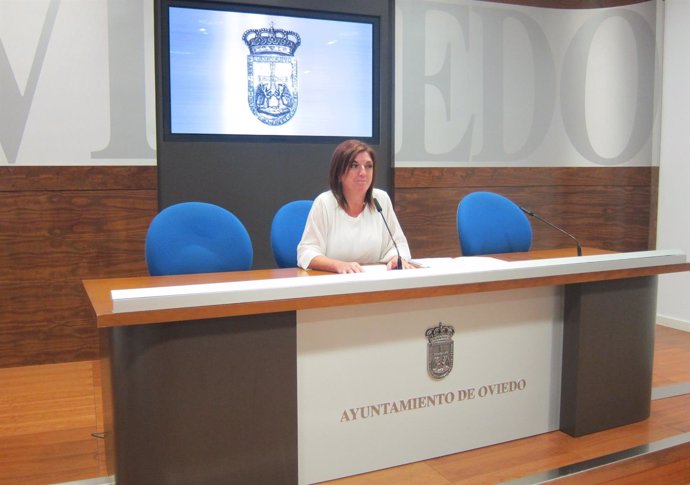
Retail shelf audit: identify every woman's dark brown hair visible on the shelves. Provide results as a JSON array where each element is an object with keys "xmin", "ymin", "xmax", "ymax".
[{"xmin": 328, "ymin": 139, "xmax": 377, "ymax": 210}]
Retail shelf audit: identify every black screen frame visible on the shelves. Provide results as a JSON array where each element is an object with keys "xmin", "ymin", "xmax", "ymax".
[
  {"xmin": 159, "ymin": 0, "xmax": 381, "ymax": 144},
  {"xmin": 154, "ymin": 0, "xmax": 394, "ymax": 269}
]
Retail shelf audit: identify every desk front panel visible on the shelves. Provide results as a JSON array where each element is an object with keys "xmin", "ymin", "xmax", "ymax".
[{"xmin": 297, "ymin": 287, "xmax": 563, "ymax": 484}]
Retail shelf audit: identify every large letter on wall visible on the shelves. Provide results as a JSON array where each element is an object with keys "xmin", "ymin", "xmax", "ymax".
[
  {"xmin": 0, "ymin": 0, "xmax": 59, "ymax": 164},
  {"xmin": 472, "ymin": 6, "xmax": 555, "ymax": 162},
  {"xmin": 91, "ymin": 0, "xmax": 154, "ymax": 159},
  {"xmin": 561, "ymin": 10, "xmax": 656, "ymax": 165},
  {"xmin": 397, "ymin": 1, "xmax": 473, "ymax": 162}
]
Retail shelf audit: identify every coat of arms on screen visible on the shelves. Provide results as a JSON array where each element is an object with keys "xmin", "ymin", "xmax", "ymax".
[
  {"xmin": 243, "ymin": 24, "xmax": 301, "ymax": 126},
  {"xmin": 426, "ymin": 322, "xmax": 455, "ymax": 379}
]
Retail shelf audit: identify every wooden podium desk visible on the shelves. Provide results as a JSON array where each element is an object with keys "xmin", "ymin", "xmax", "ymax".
[{"xmin": 83, "ymin": 248, "xmax": 690, "ymax": 485}]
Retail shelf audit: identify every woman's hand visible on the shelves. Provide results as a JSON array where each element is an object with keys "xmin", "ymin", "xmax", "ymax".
[
  {"xmin": 308, "ymin": 256, "xmax": 363, "ymax": 274},
  {"xmin": 334, "ymin": 261, "xmax": 364, "ymax": 274}
]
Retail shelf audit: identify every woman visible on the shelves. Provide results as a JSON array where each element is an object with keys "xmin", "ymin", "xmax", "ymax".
[{"xmin": 297, "ymin": 139, "xmax": 413, "ymax": 273}]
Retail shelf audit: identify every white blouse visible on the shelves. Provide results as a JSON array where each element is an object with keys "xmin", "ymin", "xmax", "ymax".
[{"xmin": 297, "ymin": 188, "xmax": 412, "ymax": 270}]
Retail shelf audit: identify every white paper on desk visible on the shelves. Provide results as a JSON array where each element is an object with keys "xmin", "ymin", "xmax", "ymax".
[
  {"xmin": 452, "ymin": 256, "xmax": 511, "ymax": 270},
  {"xmin": 408, "ymin": 257, "xmax": 455, "ymax": 268},
  {"xmin": 361, "ymin": 264, "xmax": 388, "ymax": 273},
  {"xmin": 410, "ymin": 256, "xmax": 509, "ymax": 271}
]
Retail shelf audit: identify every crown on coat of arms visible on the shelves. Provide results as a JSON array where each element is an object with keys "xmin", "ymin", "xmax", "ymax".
[
  {"xmin": 243, "ymin": 25, "xmax": 301, "ymax": 56},
  {"xmin": 425, "ymin": 322, "xmax": 455, "ymax": 342}
]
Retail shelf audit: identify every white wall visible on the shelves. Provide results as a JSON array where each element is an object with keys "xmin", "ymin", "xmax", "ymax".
[
  {"xmin": 1, "ymin": 0, "xmax": 662, "ymax": 168},
  {"xmin": 656, "ymin": 0, "xmax": 690, "ymax": 331},
  {"xmin": 394, "ymin": 0, "xmax": 660, "ymax": 167}
]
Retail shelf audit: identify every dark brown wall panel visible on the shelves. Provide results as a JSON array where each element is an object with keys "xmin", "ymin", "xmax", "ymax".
[
  {"xmin": 0, "ymin": 165, "xmax": 656, "ymax": 367},
  {"xmin": 395, "ymin": 167, "xmax": 656, "ymax": 258},
  {"xmin": 0, "ymin": 167, "xmax": 157, "ymax": 368}
]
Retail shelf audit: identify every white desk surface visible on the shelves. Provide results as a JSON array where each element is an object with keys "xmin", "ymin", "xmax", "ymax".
[{"xmin": 109, "ymin": 249, "xmax": 687, "ymax": 314}]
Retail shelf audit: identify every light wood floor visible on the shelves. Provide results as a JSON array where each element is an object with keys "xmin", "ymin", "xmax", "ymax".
[{"xmin": 1, "ymin": 325, "xmax": 690, "ymax": 485}]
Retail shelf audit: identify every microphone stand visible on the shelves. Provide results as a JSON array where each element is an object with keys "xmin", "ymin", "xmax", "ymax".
[
  {"xmin": 519, "ymin": 206, "xmax": 583, "ymax": 257},
  {"xmin": 374, "ymin": 198, "xmax": 403, "ymax": 269}
]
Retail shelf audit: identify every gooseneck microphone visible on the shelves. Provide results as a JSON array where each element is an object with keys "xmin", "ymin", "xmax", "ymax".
[
  {"xmin": 373, "ymin": 197, "xmax": 403, "ymax": 269},
  {"xmin": 519, "ymin": 205, "xmax": 583, "ymax": 257}
]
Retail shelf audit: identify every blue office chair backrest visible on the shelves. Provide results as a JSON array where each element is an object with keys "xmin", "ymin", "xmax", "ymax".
[
  {"xmin": 145, "ymin": 202, "xmax": 253, "ymax": 276},
  {"xmin": 270, "ymin": 200, "xmax": 313, "ymax": 268},
  {"xmin": 457, "ymin": 191, "xmax": 532, "ymax": 256}
]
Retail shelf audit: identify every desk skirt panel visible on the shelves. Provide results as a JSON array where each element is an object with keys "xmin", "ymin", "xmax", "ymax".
[{"xmin": 105, "ymin": 312, "xmax": 298, "ymax": 485}]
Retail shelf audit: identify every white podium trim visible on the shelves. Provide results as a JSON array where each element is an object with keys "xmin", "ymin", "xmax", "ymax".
[{"xmin": 110, "ymin": 249, "xmax": 686, "ymax": 313}]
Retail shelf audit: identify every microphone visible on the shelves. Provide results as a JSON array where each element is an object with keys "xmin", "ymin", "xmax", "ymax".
[
  {"xmin": 519, "ymin": 205, "xmax": 583, "ymax": 257},
  {"xmin": 374, "ymin": 197, "xmax": 403, "ymax": 269}
]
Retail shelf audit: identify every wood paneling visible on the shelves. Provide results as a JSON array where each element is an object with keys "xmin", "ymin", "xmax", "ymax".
[
  {"xmin": 395, "ymin": 167, "xmax": 656, "ymax": 258},
  {"xmin": 0, "ymin": 167, "xmax": 157, "ymax": 368}
]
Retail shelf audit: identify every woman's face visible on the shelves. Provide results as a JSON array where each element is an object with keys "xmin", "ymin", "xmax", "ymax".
[{"xmin": 340, "ymin": 150, "xmax": 374, "ymax": 200}]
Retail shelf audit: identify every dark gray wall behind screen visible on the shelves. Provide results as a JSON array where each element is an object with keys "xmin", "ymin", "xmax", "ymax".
[{"xmin": 155, "ymin": 0, "xmax": 394, "ymax": 269}]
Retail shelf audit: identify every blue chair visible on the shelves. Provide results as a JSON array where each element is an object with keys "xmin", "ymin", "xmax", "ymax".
[
  {"xmin": 145, "ymin": 202, "xmax": 253, "ymax": 276},
  {"xmin": 457, "ymin": 191, "xmax": 532, "ymax": 256},
  {"xmin": 270, "ymin": 200, "xmax": 313, "ymax": 268}
]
